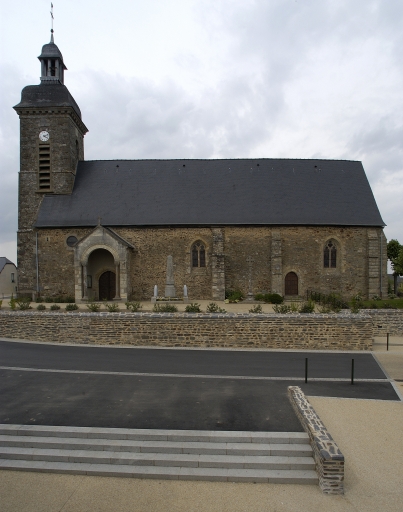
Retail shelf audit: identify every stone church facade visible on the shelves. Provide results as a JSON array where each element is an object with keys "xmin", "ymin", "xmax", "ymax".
[{"xmin": 13, "ymin": 34, "xmax": 388, "ymax": 302}]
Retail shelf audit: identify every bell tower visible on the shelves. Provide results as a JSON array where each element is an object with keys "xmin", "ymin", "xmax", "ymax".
[
  {"xmin": 13, "ymin": 24, "xmax": 88, "ymax": 295},
  {"xmin": 38, "ymin": 27, "xmax": 66, "ymax": 85}
]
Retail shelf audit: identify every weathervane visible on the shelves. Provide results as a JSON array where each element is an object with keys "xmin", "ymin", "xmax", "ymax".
[{"xmin": 50, "ymin": 3, "xmax": 54, "ymax": 43}]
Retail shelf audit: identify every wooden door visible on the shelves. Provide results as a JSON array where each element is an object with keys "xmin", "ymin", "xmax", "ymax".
[
  {"xmin": 99, "ymin": 271, "xmax": 116, "ymax": 300},
  {"xmin": 285, "ymin": 272, "xmax": 298, "ymax": 295}
]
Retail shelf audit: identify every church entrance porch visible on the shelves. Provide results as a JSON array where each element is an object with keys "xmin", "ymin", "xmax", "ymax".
[
  {"xmin": 99, "ymin": 271, "xmax": 116, "ymax": 301},
  {"xmin": 73, "ymin": 224, "xmax": 134, "ymax": 303},
  {"xmin": 86, "ymin": 248, "xmax": 119, "ymax": 301}
]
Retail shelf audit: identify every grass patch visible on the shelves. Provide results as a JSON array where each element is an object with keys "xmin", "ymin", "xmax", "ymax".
[{"xmin": 359, "ymin": 299, "xmax": 403, "ymax": 309}]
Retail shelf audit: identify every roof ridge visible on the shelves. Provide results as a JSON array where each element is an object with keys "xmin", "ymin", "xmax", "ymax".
[{"xmin": 82, "ymin": 157, "xmax": 360, "ymax": 163}]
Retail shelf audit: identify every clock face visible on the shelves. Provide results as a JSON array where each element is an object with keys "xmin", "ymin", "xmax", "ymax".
[{"xmin": 39, "ymin": 131, "xmax": 50, "ymax": 142}]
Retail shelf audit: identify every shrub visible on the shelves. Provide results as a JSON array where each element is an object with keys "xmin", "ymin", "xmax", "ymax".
[
  {"xmin": 104, "ymin": 303, "xmax": 120, "ymax": 312},
  {"xmin": 66, "ymin": 303, "xmax": 79, "ymax": 311},
  {"xmin": 0, "ymin": 300, "xmax": 2, "ymax": 309},
  {"xmin": 249, "ymin": 304, "xmax": 263, "ymax": 313},
  {"xmin": 125, "ymin": 301, "xmax": 142, "ymax": 312},
  {"xmin": 299, "ymin": 300, "xmax": 315, "ymax": 313},
  {"xmin": 153, "ymin": 303, "xmax": 178, "ymax": 313},
  {"xmin": 185, "ymin": 303, "xmax": 202, "ymax": 313},
  {"xmin": 37, "ymin": 304, "xmax": 46, "ymax": 311},
  {"xmin": 206, "ymin": 302, "xmax": 227, "ymax": 313},
  {"xmin": 86, "ymin": 302, "xmax": 101, "ymax": 312},
  {"xmin": 372, "ymin": 295, "xmax": 381, "ymax": 301},
  {"xmin": 36, "ymin": 297, "xmax": 44, "ymax": 303},
  {"xmin": 9, "ymin": 295, "xmax": 17, "ymax": 310},
  {"xmin": 45, "ymin": 297, "xmax": 54, "ymax": 303},
  {"xmin": 262, "ymin": 293, "xmax": 283, "ymax": 304},
  {"xmin": 17, "ymin": 298, "xmax": 31, "ymax": 310},
  {"xmin": 350, "ymin": 298, "xmax": 362, "ymax": 314},
  {"xmin": 268, "ymin": 293, "xmax": 284, "ymax": 304},
  {"xmin": 65, "ymin": 297, "xmax": 75, "ymax": 303},
  {"xmin": 254, "ymin": 293, "xmax": 265, "ymax": 301},
  {"xmin": 225, "ymin": 289, "xmax": 244, "ymax": 302},
  {"xmin": 206, "ymin": 302, "xmax": 219, "ymax": 312},
  {"xmin": 307, "ymin": 290, "xmax": 348, "ymax": 310},
  {"xmin": 273, "ymin": 304, "xmax": 292, "ymax": 314},
  {"xmin": 50, "ymin": 304, "xmax": 60, "ymax": 311}
]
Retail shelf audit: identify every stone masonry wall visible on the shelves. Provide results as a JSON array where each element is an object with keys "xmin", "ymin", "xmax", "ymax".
[
  {"xmin": 30, "ymin": 225, "xmax": 387, "ymax": 301},
  {"xmin": 288, "ymin": 386, "xmax": 344, "ymax": 495},
  {"xmin": 0, "ymin": 311, "xmax": 372, "ymax": 349},
  {"xmin": 366, "ymin": 309, "xmax": 403, "ymax": 336}
]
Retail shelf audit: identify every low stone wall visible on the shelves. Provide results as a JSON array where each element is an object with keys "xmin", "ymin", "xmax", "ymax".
[
  {"xmin": 0, "ymin": 311, "xmax": 372, "ymax": 349},
  {"xmin": 365, "ymin": 309, "xmax": 403, "ymax": 336},
  {"xmin": 288, "ymin": 386, "xmax": 344, "ymax": 495}
]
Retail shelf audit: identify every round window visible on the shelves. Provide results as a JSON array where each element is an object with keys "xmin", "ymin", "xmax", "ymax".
[{"xmin": 66, "ymin": 235, "xmax": 78, "ymax": 247}]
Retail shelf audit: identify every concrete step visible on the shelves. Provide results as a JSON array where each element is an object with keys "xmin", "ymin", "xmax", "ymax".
[
  {"xmin": 0, "ymin": 425, "xmax": 309, "ymax": 444},
  {"xmin": 0, "ymin": 446, "xmax": 315, "ymax": 470},
  {"xmin": 0, "ymin": 459, "xmax": 318, "ymax": 484},
  {"xmin": 0, "ymin": 425, "xmax": 317, "ymax": 485},
  {"xmin": 0, "ymin": 435, "xmax": 313, "ymax": 457}
]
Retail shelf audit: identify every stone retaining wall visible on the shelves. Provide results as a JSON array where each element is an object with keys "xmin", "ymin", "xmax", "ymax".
[
  {"xmin": 0, "ymin": 311, "xmax": 372, "ymax": 349},
  {"xmin": 365, "ymin": 309, "xmax": 403, "ymax": 336},
  {"xmin": 288, "ymin": 386, "xmax": 344, "ymax": 495}
]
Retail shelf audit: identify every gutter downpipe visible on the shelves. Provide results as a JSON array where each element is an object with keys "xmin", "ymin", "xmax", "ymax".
[
  {"xmin": 35, "ymin": 232, "xmax": 39, "ymax": 299},
  {"xmin": 380, "ymin": 231, "xmax": 383, "ymax": 298}
]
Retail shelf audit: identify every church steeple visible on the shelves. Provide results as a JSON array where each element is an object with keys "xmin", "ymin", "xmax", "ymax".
[{"xmin": 38, "ymin": 4, "xmax": 67, "ymax": 84}]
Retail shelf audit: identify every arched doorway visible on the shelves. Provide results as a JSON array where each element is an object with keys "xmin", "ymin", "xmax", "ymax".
[
  {"xmin": 285, "ymin": 272, "xmax": 298, "ymax": 295},
  {"xmin": 99, "ymin": 271, "xmax": 116, "ymax": 300}
]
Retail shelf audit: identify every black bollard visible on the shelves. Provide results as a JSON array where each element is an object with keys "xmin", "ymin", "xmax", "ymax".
[
  {"xmin": 305, "ymin": 357, "xmax": 308, "ymax": 384},
  {"xmin": 351, "ymin": 358, "xmax": 354, "ymax": 385},
  {"xmin": 387, "ymin": 333, "xmax": 389, "ymax": 351}
]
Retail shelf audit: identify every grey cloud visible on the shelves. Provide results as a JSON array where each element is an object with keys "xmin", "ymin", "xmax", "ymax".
[{"xmin": 74, "ymin": 70, "xmax": 279, "ymax": 160}]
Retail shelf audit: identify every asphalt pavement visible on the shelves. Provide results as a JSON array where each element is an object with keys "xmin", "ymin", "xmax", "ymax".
[{"xmin": 0, "ymin": 340, "xmax": 399, "ymax": 431}]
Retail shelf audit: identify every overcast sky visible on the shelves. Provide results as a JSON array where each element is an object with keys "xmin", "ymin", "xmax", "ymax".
[{"xmin": 1, "ymin": 0, "xmax": 402, "ymax": 265}]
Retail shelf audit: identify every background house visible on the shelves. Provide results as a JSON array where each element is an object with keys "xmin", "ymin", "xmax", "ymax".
[{"xmin": 0, "ymin": 258, "xmax": 17, "ymax": 298}]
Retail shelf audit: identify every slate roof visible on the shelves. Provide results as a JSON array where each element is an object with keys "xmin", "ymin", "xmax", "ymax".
[
  {"xmin": 14, "ymin": 83, "xmax": 82, "ymax": 119},
  {"xmin": 35, "ymin": 158, "xmax": 385, "ymax": 228},
  {"xmin": 38, "ymin": 42, "xmax": 65, "ymax": 62},
  {"xmin": 0, "ymin": 257, "xmax": 15, "ymax": 273}
]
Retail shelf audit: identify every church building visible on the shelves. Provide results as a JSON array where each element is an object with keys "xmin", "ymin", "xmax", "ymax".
[{"xmin": 13, "ymin": 33, "xmax": 388, "ymax": 302}]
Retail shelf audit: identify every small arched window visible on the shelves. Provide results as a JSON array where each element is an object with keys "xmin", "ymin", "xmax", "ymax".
[
  {"xmin": 192, "ymin": 241, "xmax": 206, "ymax": 268},
  {"xmin": 324, "ymin": 241, "xmax": 337, "ymax": 268}
]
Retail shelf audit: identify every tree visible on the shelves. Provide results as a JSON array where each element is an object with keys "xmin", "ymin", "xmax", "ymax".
[{"xmin": 387, "ymin": 239, "xmax": 403, "ymax": 294}]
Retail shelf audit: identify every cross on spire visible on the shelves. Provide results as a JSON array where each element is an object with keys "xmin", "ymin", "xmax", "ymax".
[{"xmin": 50, "ymin": 3, "xmax": 54, "ymax": 43}]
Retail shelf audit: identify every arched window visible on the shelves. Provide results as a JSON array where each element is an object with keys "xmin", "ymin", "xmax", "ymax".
[
  {"xmin": 192, "ymin": 241, "xmax": 206, "ymax": 268},
  {"xmin": 285, "ymin": 272, "xmax": 298, "ymax": 295},
  {"xmin": 324, "ymin": 241, "xmax": 337, "ymax": 268}
]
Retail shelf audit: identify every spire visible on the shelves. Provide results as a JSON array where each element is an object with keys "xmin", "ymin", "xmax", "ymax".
[{"xmin": 38, "ymin": 3, "xmax": 67, "ymax": 84}]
